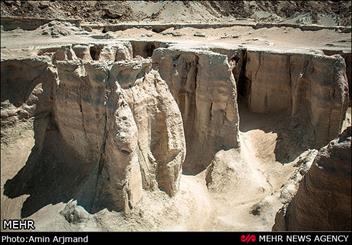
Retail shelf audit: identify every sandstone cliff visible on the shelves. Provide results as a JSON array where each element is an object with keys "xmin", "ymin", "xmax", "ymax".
[
  {"xmin": 273, "ymin": 126, "xmax": 352, "ymax": 231},
  {"xmin": 244, "ymin": 51, "xmax": 349, "ymax": 148},
  {"xmin": 2, "ymin": 44, "xmax": 185, "ymax": 215},
  {"xmin": 1, "ymin": 40, "xmax": 350, "ymax": 226},
  {"xmin": 152, "ymin": 47, "xmax": 240, "ymax": 174}
]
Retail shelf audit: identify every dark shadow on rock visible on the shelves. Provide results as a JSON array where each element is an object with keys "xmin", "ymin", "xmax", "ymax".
[
  {"xmin": 1, "ymin": 60, "xmax": 49, "ymax": 107},
  {"xmin": 237, "ymin": 96, "xmax": 313, "ymax": 164},
  {"xmin": 2, "ymin": 59, "xmax": 100, "ymax": 218},
  {"xmin": 3, "ymin": 113, "xmax": 99, "ymax": 218}
]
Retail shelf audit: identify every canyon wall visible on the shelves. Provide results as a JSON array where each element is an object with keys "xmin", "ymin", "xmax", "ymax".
[
  {"xmin": 244, "ymin": 51, "xmax": 349, "ymax": 147},
  {"xmin": 273, "ymin": 127, "xmax": 351, "ymax": 231},
  {"xmin": 2, "ymin": 44, "xmax": 185, "ymax": 214},
  {"xmin": 152, "ymin": 48, "xmax": 240, "ymax": 174},
  {"xmin": 1, "ymin": 41, "xmax": 349, "ymax": 216}
]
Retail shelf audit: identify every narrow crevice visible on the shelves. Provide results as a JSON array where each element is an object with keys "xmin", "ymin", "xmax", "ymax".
[
  {"xmin": 90, "ymin": 72, "xmax": 110, "ymax": 212},
  {"xmin": 288, "ymin": 55, "xmax": 293, "ymax": 115},
  {"xmin": 89, "ymin": 45, "xmax": 102, "ymax": 60},
  {"xmin": 194, "ymin": 55, "xmax": 199, "ymax": 91},
  {"xmin": 209, "ymin": 102, "xmax": 213, "ymax": 121},
  {"xmin": 234, "ymin": 48, "xmax": 250, "ymax": 106},
  {"xmin": 130, "ymin": 41, "xmax": 161, "ymax": 58},
  {"xmin": 179, "ymin": 54, "xmax": 199, "ymax": 174},
  {"xmin": 78, "ymin": 76, "xmax": 88, "ymax": 145}
]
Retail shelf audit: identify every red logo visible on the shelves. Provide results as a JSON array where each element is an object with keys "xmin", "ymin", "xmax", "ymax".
[{"xmin": 241, "ymin": 234, "xmax": 256, "ymax": 243}]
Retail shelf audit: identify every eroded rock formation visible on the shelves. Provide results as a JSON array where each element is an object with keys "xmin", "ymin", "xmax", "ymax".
[
  {"xmin": 2, "ymin": 44, "xmax": 185, "ymax": 214},
  {"xmin": 244, "ymin": 51, "xmax": 349, "ymax": 147},
  {"xmin": 152, "ymin": 48, "xmax": 240, "ymax": 174},
  {"xmin": 115, "ymin": 58, "xmax": 185, "ymax": 196},
  {"xmin": 53, "ymin": 49, "xmax": 186, "ymax": 212},
  {"xmin": 1, "ymin": 40, "xmax": 350, "ymax": 222},
  {"xmin": 1, "ymin": 57, "xmax": 56, "ymax": 128},
  {"xmin": 273, "ymin": 127, "xmax": 352, "ymax": 231}
]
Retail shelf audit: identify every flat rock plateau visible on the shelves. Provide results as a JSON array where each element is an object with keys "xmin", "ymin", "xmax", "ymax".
[{"xmin": 1, "ymin": 1, "xmax": 351, "ymax": 231}]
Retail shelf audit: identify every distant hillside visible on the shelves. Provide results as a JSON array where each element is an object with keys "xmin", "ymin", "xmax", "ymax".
[{"xmin": 1, "ymin": 0, "xmax": 351, "ymax": 25}]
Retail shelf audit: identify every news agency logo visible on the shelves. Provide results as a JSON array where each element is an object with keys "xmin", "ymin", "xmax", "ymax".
[
  {"xmin": 2, "ymin": 219, "xmax": 35, "ymax": 230},
  {"xmin": 241, "ymin": 234, "xmax": 256, "ymax": 243}
]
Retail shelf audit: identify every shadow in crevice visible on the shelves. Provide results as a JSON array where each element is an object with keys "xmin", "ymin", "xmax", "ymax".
[
  {"xmin": 233, "ymin": 49, "xmax": 314, "ymax": 164},
  {"xmin": 3, "ymin": 115, "xmax": 99, "ymax": 218},
  {"xmin": 237, "ymin": 96, "xmax": 313, "ymax": 164},
  {"xmin": 1, "ymin": 61, "xmax": 47, "ymax": 107},
  {"xmin": 2, "ymin": 59, "xmax": 103, "ymax": 219},
  {"xmin": 130, "ymin": 40, "xmax": 169, "ymax": 58}
]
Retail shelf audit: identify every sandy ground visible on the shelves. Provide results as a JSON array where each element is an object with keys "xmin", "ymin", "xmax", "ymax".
[
  {"xmin": 1, "ymin": 24, "xmax": 351, "ymax": 56},
  {"xmin": 1, "ymin": 120, "xmax": 34, "ymax": 221}
]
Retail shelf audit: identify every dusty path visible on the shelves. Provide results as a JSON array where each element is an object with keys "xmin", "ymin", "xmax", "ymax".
[{"xmin": 181, "ymin": 103, "xmax": 298, "ymax": 231}]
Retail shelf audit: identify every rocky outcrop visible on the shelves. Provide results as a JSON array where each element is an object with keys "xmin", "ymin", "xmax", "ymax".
[
  {"xmin": 2, "ymin": 45, "xmax": 185, "ymax": 214},
  {"xmin": 273, "ymin": 127, "xmax": 352, "ymax": 231},
  {"xmin": 1, "ymin": 57, "xmax": 56, "ymax": 128},
  {"xmin": 152, "ymin": 48, "xmax": 240, "ymax": 174},
  {"xmin": 60, "ymin": 200, "xmax": 90, "ymax": 224},
  {"xmin": 52, "ymin": 59, "xmax": 142, "ymax": 213},
  {"xmin": 205, "ymin": 149, "xmax": 269, "ymax": 193},
  {"xmin": 38, "ymin": 43, "xmax": 133, "ymax": 63},
  {"xmin": 205, "ymin": 150, "xmax": 243, "ymax": 193},
  {"xmin": 88, "ymin": 43, "xmax": 133, "ymax": 62},
  {"xmin": 115, "ymin": 58, "xmax": 185, "ymax": 196},
  {"xmin": 53, "ymin": 53, "xmax": 185, "ymax": 212},
  {"xmin": 244, "ymin": 51, "xmax": 349, "ymax": 147}
]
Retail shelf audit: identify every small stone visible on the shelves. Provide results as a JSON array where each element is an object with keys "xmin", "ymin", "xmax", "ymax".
[
  {"xmin": 171, "ymin": 31, "xmax": 183, "ymax": 37},
  {"xmin": 60, "ymin": 200, "xmax": 90, "ymax": 224},
  {"xmin": 194, "ymin": 32, "xmax": 206, "ymax": 37}
]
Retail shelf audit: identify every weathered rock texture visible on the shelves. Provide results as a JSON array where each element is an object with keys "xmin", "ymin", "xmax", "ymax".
[
  {"xmin": 322, "ymin": 51, "xmax": 351, "ymax": 103},
  {"xmin": 115, "ymin": 58, "xmax": 186, "ymax": 196},
  {"xmin": 52, "ymin": 59, "xmax": 141, "ymax": 213},
  {"xmin": 54, "ymin": 52, "xmax": 185, "ymax": 212},
  {"xmin": 152, "ymin": 48, "xmax": 240, "ymax": 174},
  {"xmin": 244, "ymin": 51, "xmax": 349, "ymax": 147},
  {"xmin": 273, "ymin": 127, "xmax": 352, "ymax": 231},
  {"xmin": 2, "ymin": 44, "xmax": 185, "ymax": 214},
  {"xmin": 2, "ymin": 41, "xmax": 350, "ymax": 220},
  {"xmin": 37, "ymin": 43, "xmax": 133, "ymax": 63},
  {"xmin": 1, "ymin": 57, "xmax": 56, "ymax": 128}
]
